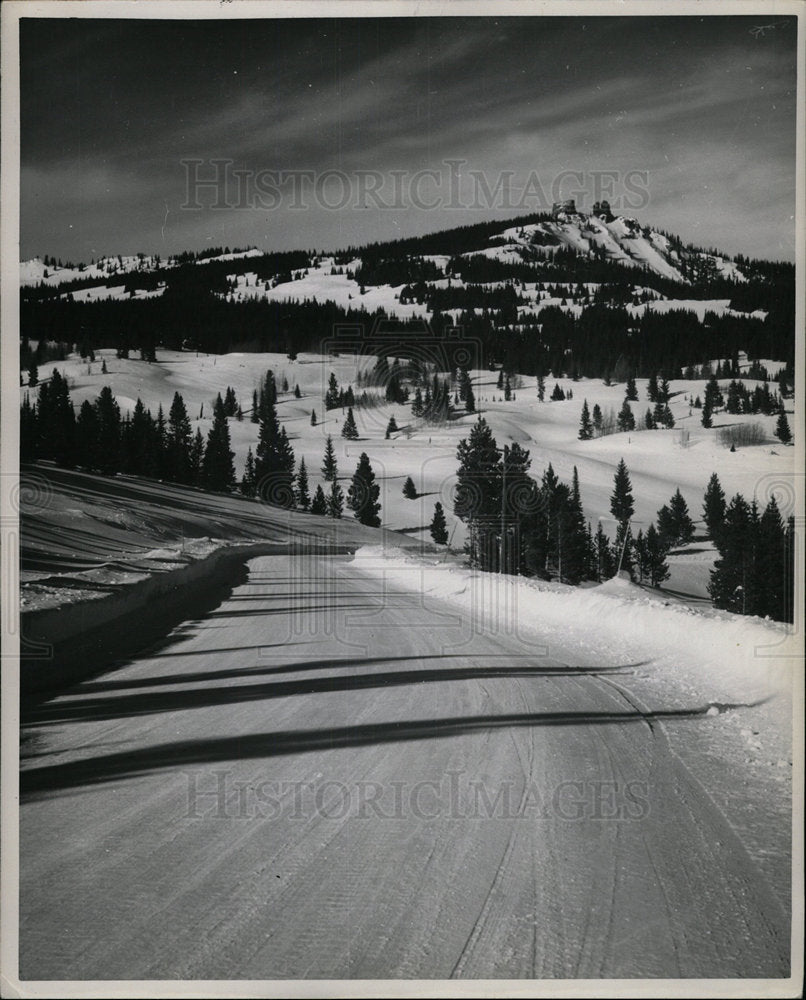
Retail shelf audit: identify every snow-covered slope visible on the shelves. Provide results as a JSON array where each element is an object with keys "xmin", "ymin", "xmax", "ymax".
[
  {"xmin": 491, "ymin": 209, "xmax": 747, "ymax": 285},
  {"xmin": 20, "ymin": 209, "xmax": 750, "ymax": 306},
  {"xmin": 23, "ymin": 347, "xmax": 795, "ymax": 608}
]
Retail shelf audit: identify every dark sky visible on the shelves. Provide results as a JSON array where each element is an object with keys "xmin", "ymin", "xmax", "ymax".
[{"xmin": 20, "ymin": 14, "xmax": 798, "ymax": 262}]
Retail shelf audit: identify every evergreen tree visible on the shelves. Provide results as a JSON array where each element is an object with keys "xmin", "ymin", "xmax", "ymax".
[
  {"xmin": 578, "ymin": 399, "xmax": 593, "ymax": 440},
  {"xmin": 613, "ymin": 523, "xmax": 635, "ymax": 578},
  {"xmin": 261, "ymin": 370, "xmax": 278, "ymax": 413},
  {"xmin": 423, "ymin": 384, "xmax": 433, "ymax": 417},
  {"xmin": 454, "ymin": 417, "xmax": 502, "ymax": 570},
  {"xmin": 36, "ymin": 370, "xmax": 77, "ymax": 467},
  {"xmin": 551, "ymin": 382, "xmax": 565, "ymax": 401},
  {"xmin": 202, "ymin": 393, "xmax": 236, "ymax": 491},
  {"xmin": 708, "ymin": 494, "xmax": 756, "ymax": 614},
  {"xmin": 166, "ymin": 392, "xmax": 193, "ymax": 484},
  {"xmin": 668, "ymin": 489, "xmax": 695, "ymax": 545},
  {"xmin": 704, "ymin": 375, "xmax": 723, "ymax": 411},
  {"xmin": 625, "ymin": 375, "xmax": 638, "ymax": 401},
  {"xmin": 20, "ymin": 395, "xmax": 37, "ymax": 461},
  {"xmin": 592, "ymin": 403, "xmax": 603, "ymax": 433},
  {"xmin": 94, "ymin": 386, "xmax": 122, "ymax": 474},
  {"xmin": 402, "ymin": 476, "xmax": 418, "ymax": 499},
  {"xmin": 784, "ymin": 515, "xmax": 795, "ymax": 623},
  {"xmin": 617, "ymin": 400, "xmax": 635, "ymax": 432},
  {"xmin": 255, "ymin": 389, "xmax": 295, "ymax": 505},
  {"xmin": 385, "ymin": 372, "xmax": 405, "ymax": 404},
  {"xmin": 656, "ymin": 504, "xmax": 676, "ymax": 550},
  {"xmin": 294, "ymin": 384, "xmax": 302, "ymax": 398},
  {"xmin": 644, "ymin": 408, "xmax": 655, "ymax": 430},
  {"xmin": 504, "ymin": 376, "xmax": 512, "ymax": 401},
  {"xmin": 251, "ymin": 389, "xmax": 259, "ymax": 422},
  {"xmin": 594, "ymin": 521, "xmax": 615, "ymax": 580},
  {"xmin": 28, "ymin": 362, "xmax": 39, "ymax": 387},
  {"xmin": 458, "ymin": 368, "xmax": 472, "ymax": 401},
  {"xmin": 327, "ymin": 479, "xmax": 344, "ymax": 519},
  {"xmin": 775, "ymin": 407, "xmax": 792, "ymax": 444},
  {"xmin": 499, "ymin": 442, "xmax": 535, "ymax": 575},
  {"xmin": 311, "ymin": 409, "xmax": 317, "ymax": 426},
  {"xmin": 412, "ymin": 387, "xmax": 424, "ymax": 417},
  {"xmin": 645, "ymin": 523, "xmax": 670, "ymax": 587},
  {"xmin": 465, "ymin": 383, "xmax": 476, "ymax": 413},
  {"xmin": 537, "ymin": 374, "xmax": 545, "ymax": 402},
  {"xmin": 125, "ymin": 398, "xmax": 153, "ymax": 477},
  {"xmin": 295, "ymin": 457, "xmax": 311, "ymax": 510},
  {"xmin": 585, "ymin": 521, "xmax": 598, "ymax": 581},
  {"xmin": 430, "ymin": 501, "xmax": 449, "ymax": 545},
  {"xmin": 647, "ymin": 373, "xmax": 659, "ymax": 402},
  {"xmin": 633, "ymin": 529, "xmax": 649, "ymax": 583},
  {"xmin": 325, "ymin": 372, "xmax": 340, "ymax": 410},
  {"xmin": 610, "ymin": 458, "xmax": 635, "ymax": 528},
  {"xmin": 241, "ymin": 447, "xmax": 257, "ymax": 497},
  {"xmin": 701, "ymin": 396, "xmax": 713, "ymax": 428},
  {"xmin": 341, "ymin": 407, "xmax": 359, "ymax": 439},
  {"xmin": 321, "ymin": 435, "xmax": 338, "ymax": 481},
  {"xmin": 311, "ymin": 484, "xmax": 328, "ymax": 515},
  {"xmin": 348, "ymin": 452, "xmax": 381, "ymax": 527},
  {"xmin": 385, "ymin": 414, "xmax": 398, "ymax": 438},
  {"xmin": 189, "ymin": 428, "xmax": 205, "ymax": 486},
  {"xmin": 223, "ymin": 386, "xmax": 238, "ymax": 416},
  {"xmin": 76, "ymin": 400, "xmax": 99, "ymax": 470},
  {"xmin": 755, "ymin": 497, "xmax": 787, "ymax": 620},
  {"xmin": 662, "ymin": 404, "xmax": 675, "ymax": 428},
  {"xmin": 562, "ymin": 466, "xmax": 592, "ymax": 583},
  {"xmin": 703, "ymin": 472, "xmax": 726, "ymax": 545}
]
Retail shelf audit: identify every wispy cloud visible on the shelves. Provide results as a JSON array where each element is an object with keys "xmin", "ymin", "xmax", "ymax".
[{"xmin": 20, "ymin": 15, "xmax": 797, "ymax": 261}]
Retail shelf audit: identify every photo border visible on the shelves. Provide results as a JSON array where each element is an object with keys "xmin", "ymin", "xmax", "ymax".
[{"xmin": 2, "ymin": 3, "xmax": 803, "ymax": 998}]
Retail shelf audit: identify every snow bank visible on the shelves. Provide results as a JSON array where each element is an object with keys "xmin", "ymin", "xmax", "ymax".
[
  {"xmin": 351, "ymin": 546, "xmax": 795, "ymax": 706},
  {"xmin": 21, "ymin": 540, "xmax": 290, "ymax": 694}
]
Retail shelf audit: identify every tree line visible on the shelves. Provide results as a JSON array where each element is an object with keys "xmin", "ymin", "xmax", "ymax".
[
  {"xmin": 452, "ymin": 417, "xmax": 794, "ymax": 622},
  {"xmin": 20, "ymin": 368, "xmax": 390, "ymax": 531}
]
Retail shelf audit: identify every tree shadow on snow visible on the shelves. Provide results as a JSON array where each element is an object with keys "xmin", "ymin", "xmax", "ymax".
[{"xmin": 20, "ymin": 696, "xmax": 767, "ymax": 799}]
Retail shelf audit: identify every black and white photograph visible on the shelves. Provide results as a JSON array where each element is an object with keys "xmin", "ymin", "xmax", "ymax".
[{"xmin": 1, "ymin": 2, "xmax": 803, "ymax": 995}]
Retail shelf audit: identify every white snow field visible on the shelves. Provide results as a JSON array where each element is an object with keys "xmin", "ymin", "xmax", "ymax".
[{"xmin": 26, "ymin": 347, "xmax": 796, "ymax": 605}]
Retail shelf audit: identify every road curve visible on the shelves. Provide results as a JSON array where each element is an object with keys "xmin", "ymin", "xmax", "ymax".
[{"xmin": 19, "ymin": 553, "xmax": 790, "ymax": 980}]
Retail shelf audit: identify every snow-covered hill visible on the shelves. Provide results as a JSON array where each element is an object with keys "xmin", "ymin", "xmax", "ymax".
[{"xmin": 19, "ymin": 207, "xmax": 754, "ymax": 321}]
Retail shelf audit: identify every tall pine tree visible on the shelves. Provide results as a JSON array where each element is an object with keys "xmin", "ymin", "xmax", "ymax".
[
  {"xmin": 430, "ymin": 502, "xmax": 449, "ymax": 545},
  {"xmin": 295, "ymin": 457, "xmax": 311, "ymax": 510},
  {"xmin": 321, "ymin": 435, "xmax": 338, "ymax": 481},
  {"xmin": 578, "ymin": 400, "xmax": 593, "ymax": 440},
  {"xmin": 327, "ymin": 479, "xmax": 345, "ymax": 519},
  {"xmin": 703, "ymin": 472, "xmax": 726, "ymax": 546},
  {"xmin": 255, "ymin": 389, "xmax": 295, "ymax": 505},
  {"xmin": 202, "ymin": 394, "xmax": 236, "ymax": 492},
  {"xmin": 167, "ymin": 392, "xmax": 193, "ymax": 484},
  {"xmin": 348, "ymin": 453, "xmax": 381, "ymax": 527}
]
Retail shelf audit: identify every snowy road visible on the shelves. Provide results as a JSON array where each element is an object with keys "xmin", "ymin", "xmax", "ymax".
[{"xmin": 19, "ymin": 553, "xmax": 790, "ymax": 980}]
